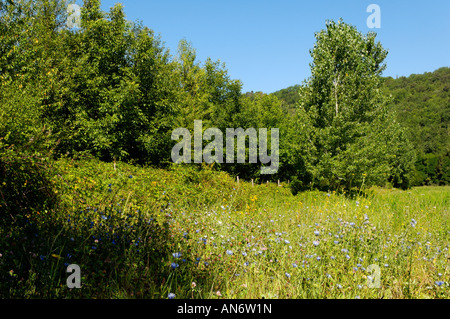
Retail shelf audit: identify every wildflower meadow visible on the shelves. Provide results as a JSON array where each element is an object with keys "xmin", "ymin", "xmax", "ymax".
[{"xmin": 1, "ymin": 158, "xmax": 448, "ymax": 299}]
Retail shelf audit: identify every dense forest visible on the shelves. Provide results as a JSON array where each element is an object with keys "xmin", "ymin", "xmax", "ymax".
[
  {"xmin": 1, "ymin": 0, "xmax": 446, "ymax": 208},
  {"xmin": 272, "ymin": 67, "xmax": 450, "ymax": 186}
]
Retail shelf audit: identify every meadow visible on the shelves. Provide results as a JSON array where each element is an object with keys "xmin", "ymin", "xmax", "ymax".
[{"xmin": 0, "ymin": 157, "xmax": 448, "ymax": 299}]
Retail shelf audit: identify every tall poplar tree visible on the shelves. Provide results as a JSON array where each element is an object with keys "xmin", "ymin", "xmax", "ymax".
[{"xmin": 297, "ymin": 19, "xmax": 415, "ymax": 190}]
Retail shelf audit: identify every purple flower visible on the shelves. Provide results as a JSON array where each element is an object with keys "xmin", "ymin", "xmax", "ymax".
[{"xmin": 168, "ymin": 293, "xmax": 176, "ymax": 299}]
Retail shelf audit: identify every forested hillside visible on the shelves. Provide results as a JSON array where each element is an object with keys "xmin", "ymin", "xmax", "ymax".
[
  {"xmin": 384, "ymin": 68, "xmax": 449, "ymax": 185},
  {"xmin": 271, "ymin": 67, "xmax": 450, "ymax": 186}
]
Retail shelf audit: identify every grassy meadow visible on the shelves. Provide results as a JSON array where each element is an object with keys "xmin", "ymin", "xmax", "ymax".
[{"xmin": 0, "ymin": 157, "xmax": 448, "ymax": 299}]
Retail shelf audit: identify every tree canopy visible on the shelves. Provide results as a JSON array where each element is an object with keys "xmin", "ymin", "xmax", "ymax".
[{"xmin": 2, "ymin": 0, "xmax": 443, "ymax": 193}]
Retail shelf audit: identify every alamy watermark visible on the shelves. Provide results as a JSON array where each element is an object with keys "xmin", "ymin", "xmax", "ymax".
[
  {"xmin": 366, "ymin": 264, "xmax": 381, "ymax": 288},
  {"xmin": 171, "ymin": 120, "xmax": 279, "ymax": 174},
  {"xmin": 366, "ymin": 4, "xmax": 381, "ymax": 29},
  {"xmin": 66, "ymin": 264, "xmax": 81, "ymax": 288},
  {"xmin": 66, "ymin": 3, "xmax": 81, "ymax": 29}
]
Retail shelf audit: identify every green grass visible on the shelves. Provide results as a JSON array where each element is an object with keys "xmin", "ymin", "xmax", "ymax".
[{"xmin": 0, "ymin": 157, "xmax": 448, "ymax": 299}]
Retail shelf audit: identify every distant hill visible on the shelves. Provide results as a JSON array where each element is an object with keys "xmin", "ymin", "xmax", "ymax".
[{"xmin": 270, "ymin": 67, "xmax": 450, "ymax": 185}]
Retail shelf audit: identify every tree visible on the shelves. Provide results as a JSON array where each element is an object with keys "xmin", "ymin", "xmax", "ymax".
[{"xmin": 296, "ymin": 19, "xmax": 415, "ymax": 190}]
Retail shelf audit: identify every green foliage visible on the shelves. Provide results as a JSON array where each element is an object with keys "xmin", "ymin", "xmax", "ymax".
[
  {"xmin": 384, "ymin": 67, "xmax": 450, "ymax": 186},
  {"xmin": 273, "ymin": 67, "xmax": 449, "ymax": 187},
  {"xmin": 0, "ymin": 2, "xmax": 448, "ymax": 299},
  {"xmin": 294, "ymin": 19, "xmax": 414, "ymax": 190},
  {"xmin": 0, "ymin": 143, "xmax": 57, "ymax": 227}
]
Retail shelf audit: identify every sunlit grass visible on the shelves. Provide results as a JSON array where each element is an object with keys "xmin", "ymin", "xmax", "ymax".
[{"xmin": 0, "ymin": 158, "xmax": 448, "ymax": 299}]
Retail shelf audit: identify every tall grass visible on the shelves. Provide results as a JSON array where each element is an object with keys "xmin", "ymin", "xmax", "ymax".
[{"xmin": 0, "ymin": 157, "xmax": 448, "ymax": 298}]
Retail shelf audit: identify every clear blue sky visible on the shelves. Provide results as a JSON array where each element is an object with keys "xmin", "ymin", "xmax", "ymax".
[{"xmin": 96, "ymin": 0, "xmax": 450, "ymax": 93}]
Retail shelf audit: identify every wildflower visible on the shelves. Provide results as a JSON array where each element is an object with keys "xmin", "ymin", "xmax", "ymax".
[
  {"xmin": 168, "ymin": 293, "xmax": 176, "ymax": 299},
  {"xmin": 314, "ymin": 230, "xmax": 320, "ymax": 236},
  {"xmin": 316, "ymin": 256, "xmax": 321, "ymax": 261},
  {"xmin": 216, "ymin": 291, "xmax": 222, "ymax": 297},
  {"xmin": 172, "ymin": 252, "xmax": 182, "ymax": 258},
  {"xmin": 170, "ymin": 262, "xmax": 179, "ymax": 269},
  {"xmin": 226, "ymin": 250, "xmax": 233, "ymax": 255},
  {"xmin": 292, "ymin": 263, "xmax": 298, "ymax": 268},
  {"xmin": 330, "ymin": 256, "xmax": 335, "ymax": 260},
  {"xmin": 191, "ymin": 282, "xmax": 196, "ymax": 289},
  {"xmin": 285, "ymin": 272, "xmax": 291, "ymax": 279},
  {"xmin": 128, "ymin": 175, "xmax": 133, "ymax": 179},
  {"xmin": 242, "ymin": 252, "xmax": 247, "ymax": 257},
  {"xmin": 435, "ymin": 281, "xmax": 444, "ymax": 287},
  {"xmin": 337, "ymin": 284, "xmax": 342, "ymax": 289},
  {"xmin": 313, "ymin": 240, "xmax": 320, "ymax": 247},
  {"xmin": 284, "ymin": 239, "xmax": 290, "ymax": 244},
  {"xmin": 345, "ymin": 255, "xmax": 350, "ymax": 260}
]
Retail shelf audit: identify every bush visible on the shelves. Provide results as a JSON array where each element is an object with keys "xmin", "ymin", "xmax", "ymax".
[{"xmin": 0, "ymin": 144, "xmax": 57, "ymax": 227}]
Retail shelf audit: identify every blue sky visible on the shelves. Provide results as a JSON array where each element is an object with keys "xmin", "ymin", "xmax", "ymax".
[{"xmin": 97, "ymin": 0, "xmax": 450, "ymax": 93}]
